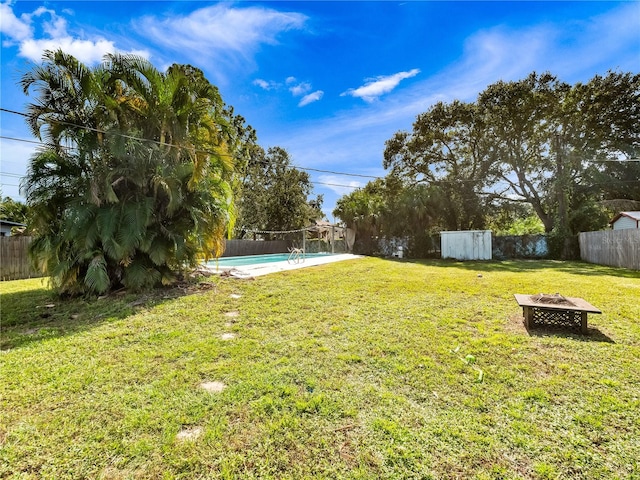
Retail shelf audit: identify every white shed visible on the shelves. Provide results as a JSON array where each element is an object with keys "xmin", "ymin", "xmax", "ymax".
[
  {"xmin": 609, "ymin": 211, "xmax": 640, "ymax": 230},
  {"xmin": 441, "ymin": 230, "xmax": 492, "ymax": 260}
]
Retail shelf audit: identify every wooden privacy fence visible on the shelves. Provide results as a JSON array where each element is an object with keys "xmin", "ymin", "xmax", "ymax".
[
  {"xmin": 0, "ymin": 236, "xmax": 42, "ymax": 281},
  {"xmin": 579, "ymin": 229, "xmax": 640, "ymax": 270}
]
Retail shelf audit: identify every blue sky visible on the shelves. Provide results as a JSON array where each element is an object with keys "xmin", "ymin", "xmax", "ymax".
[{"xmin": 1, "ymin": 1, "xmax": 639, "ymax": 220}]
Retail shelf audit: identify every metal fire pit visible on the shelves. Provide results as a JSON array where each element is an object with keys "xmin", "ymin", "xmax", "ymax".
[{"xmin": 514, "ymin": 294, "xmax": 602, "ymax": 334}]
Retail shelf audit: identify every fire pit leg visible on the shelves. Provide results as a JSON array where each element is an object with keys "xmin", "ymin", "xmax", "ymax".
[
  {"xmin": 523, "ymin": 306, "xmax": 533, "ymax": 329},
  {"xmin": 581, "ymin": 311, "xmax": 588, "ymax": 334}
]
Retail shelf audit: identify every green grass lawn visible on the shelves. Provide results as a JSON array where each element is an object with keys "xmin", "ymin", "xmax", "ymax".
[{"xmin": 1, "ymin": 258, "xmax": 639, "ymax": 479}]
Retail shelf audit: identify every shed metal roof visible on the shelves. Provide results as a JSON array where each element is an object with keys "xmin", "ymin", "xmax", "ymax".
[{"xmin": 609, "ymin": 211, "xmax": 640, "ymax": 224}]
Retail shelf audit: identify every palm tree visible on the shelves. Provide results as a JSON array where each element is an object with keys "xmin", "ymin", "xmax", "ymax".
[{"xmin": 21, "ymin": 50, "xmax": 237, "ymax": 295}]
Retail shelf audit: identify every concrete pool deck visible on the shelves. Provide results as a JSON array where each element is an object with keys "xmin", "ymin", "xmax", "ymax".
[{"xmin": 203, "ymin": 253, "xmax": 362, "ymax": 278}]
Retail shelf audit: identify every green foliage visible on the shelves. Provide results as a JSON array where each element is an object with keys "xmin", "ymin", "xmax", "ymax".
[
  {"xmin": 21, "ymin": 50, "xmax": 245, "ymax": 295},
  {"xmin": 0, "ymin": 197, "xmax": 31, "ymax": 233},
  {"xmin": 334, "ymin": 177, "xmax": 479, "ymax": 256},
  {"xmin": 502, "ymin": 216, "xmax": 545, "ymax": 236},
  {"xmin": 235, "ymin": 146, "xmax": 323, "ymax": 237},
  {"xmin": 333, "ymin": 179, "xmax": 387, "ymax": 254},
  {"xmin": 384, "ymin": 100, "xmax": 489, "ymax": 231},
  {"xmin": 568, "ymin": 196, "xmax": 611, "ymax": 233},
  {"xmin": 0, "ymin": 197, "xmax": 28, "ymax": 223},
  {"xmin": 84, "ymin": 254, "xmax": 109, "ymax": 293},
  {"xmin": 338, "ymin": 71, "xmax": 639, "ymax": 258}
]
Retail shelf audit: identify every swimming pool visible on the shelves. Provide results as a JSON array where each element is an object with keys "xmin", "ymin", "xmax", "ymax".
[{"xmin": 205, "ymin": 252, "xmax": 335, "ymax": 268}]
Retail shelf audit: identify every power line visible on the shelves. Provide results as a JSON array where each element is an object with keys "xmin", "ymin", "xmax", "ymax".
[
  {"xmin": 312, "ymin": 181, "xmax": 360, "ymax": 189},
  {"xmin": 0, "ymin": 135, "xmax": 44, "ymax": 147},
  {"xmin": 0, "ymin": 108, "xmax": 27, "ymax": 117},
  {"xmin": 0, "ymin": 135, "xmax": 366, "ymax": 189},
  {"xmin": 3, "ymin": 108, "xmax": 637, "ymax": 195},
  {"xmin": 1, "ymin": 108, "xmax": 192, "ymax": 152},
  {"xmin": 1, "ymin": 108, "xmax": 384, "ymax": 181},
  {"xmin": 299, "ymin": 167, "xmax": 379, "ymax": 179}
]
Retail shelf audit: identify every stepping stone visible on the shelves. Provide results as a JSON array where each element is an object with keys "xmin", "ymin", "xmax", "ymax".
[
  {"xmin": 230, "ymin": 294, "xmax": 242, "ymax": 299},
  {"xmin": 224, "ymin": 311, "xmax": 240, "ymax": 317},
  {"xmin": 200, "ymin": 381, "xmax": 227, "ymax": 393},
  {"xmin": 221, "ymin": 333, "xmax": 236, "ymax": 340},
  {"xmin": 176, "ymin": 426, "xmax": 202, "ymax": 441}
]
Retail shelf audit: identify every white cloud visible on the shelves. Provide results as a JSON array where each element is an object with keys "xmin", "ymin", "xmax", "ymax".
[
  {"xmin": 547, "ymin": 3, "xmax": 640, "ymax": 78},
  {"xmin": 255, "ymin": 75, "xmax": 322, "ymax": 105},
  {"xmin": 419, "ymin": 3, "xmax": 640, "ymax": 103},
  {"xmin": 341, "ymin": 69, "xmax": 421, "ymax": 102},
  {"xmin": 20, "ymin": 37, "xmax": 132, "ymax": 64},
  {"xmin": 298, "ymin": 90, "xmax": 324, "ymax": 107},
  {"xmin": 317, "ymin": 175, "xmax": 362, "ymax": 196},
  {"xmin": 0, "ymin": 2, "xmax": 32, "ymax": 42},
  {"xmin": 254, "ymin": 78, "xmax": 278, "ymax": 90},
  {"xmin": 289, "ymin": 82, "xmax": 311, "ymax": 96},
  {"xmin": 265, "ymin": 3, "xmax": 640, "ymax": 219},
  {"xmin": 33, "ymin": 6, "xmax": 68, "ymax": 38},
  {"xmin": 136, "ymin": 4, "xmax": 307, "ymax": 72},
  {"xmin": 1, "ymin": 2, "xmax": 149, "ymax": 64}
]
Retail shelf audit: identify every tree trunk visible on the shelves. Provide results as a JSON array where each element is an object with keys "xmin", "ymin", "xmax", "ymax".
[{"xmin": 555, "ymin": 135, "xmax": 572, "ymax": 259}]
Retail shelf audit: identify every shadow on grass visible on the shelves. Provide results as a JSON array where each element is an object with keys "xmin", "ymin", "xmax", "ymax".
[
  {"xmin": 525, "ymin": 325, "xmax": 616, "ymax": 343},
  {"xmin": 395, "ymin": 258, "xmax": 640, "ymax": 279},
  {"xmin": 0, "ymin": 279, "xmax": 220, "ymax": 351}
]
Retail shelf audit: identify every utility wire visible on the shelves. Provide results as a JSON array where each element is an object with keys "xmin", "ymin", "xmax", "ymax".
[
  {"xmin": 2, "ymin": 108, "xmax": 637, "ymax": 195},
  {"xmin": 0, "ymin": 172, "xmax": 358, "ymax": 189},
  {"xmin": 0, "ymin": 108, "xmax": 385, "ymax": 180},
  {"xmin": 0, "ymin": 108, "xmax": 26, "ymax": 117},
  {"xmin": 2, "ymin": 134, "xmax": 637, "ymax": 189},
  {"xmin": 313, "ymin": 181, "xmax": 359, "ymax": 189},
  {"xmin": 1, "ymin": 108, "xmax": 190, "ymax": 152},
  {"xmin": 297, "ymin": 167, "xmax": 379, "ymax": 179},
  {"xmin": 0, "ymin": 136, "xmax": 360, "ymax": 188},
  {"xmin": 0, "ymin": 135, "xmax": 44, "ymax": 147},
  {"xmin": 1, "ymin": 133, "xmax": 637, "ymax": 189}
]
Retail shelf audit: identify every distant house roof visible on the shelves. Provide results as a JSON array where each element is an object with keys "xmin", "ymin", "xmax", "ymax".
[
  {"xmin": 609, "ymin": 211, "xmax": 640, "ymax": 225},
  {"xmin": 0, "ymin": 219, "xmax": 26, "ymax": 227}
]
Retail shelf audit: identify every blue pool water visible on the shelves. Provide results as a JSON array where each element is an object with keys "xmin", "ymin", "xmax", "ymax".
[{"xmin": 205, "ymin": 252, "xmax": 334, "ymax": 268}]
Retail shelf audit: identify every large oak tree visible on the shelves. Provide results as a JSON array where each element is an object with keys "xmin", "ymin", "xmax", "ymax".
[{"xmin": 380, "ymin": 71, "xmax": 639, "ymax": 258}]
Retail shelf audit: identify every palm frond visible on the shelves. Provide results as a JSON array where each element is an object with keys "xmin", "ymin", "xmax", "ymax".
[
  {"xmin": 84, "ymin": 253, "xmax": 110, "ymax": 294},
  {"xmin": 121, "ymin": 256, "xmax": 161, "ymax": 291}
]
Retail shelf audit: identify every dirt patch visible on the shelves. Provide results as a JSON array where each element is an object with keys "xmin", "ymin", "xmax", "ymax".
[
  {"xmin": 505, "ymin": 313, "xmax": 527, "ymax": 334},
  {"xmin": 176, "ymin": 426, "xmax": 203, "ymax": 441},
  {"xmin": 200, "ymin": 381, "xmax": 226, "ymax": 393},
  {"xmin": 221, "ymin": 333, "xmax": 236, "ymax": 340},
  {"xmin": 224, "ymin": 311, "xmax": 240, "ymax": 317}
]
